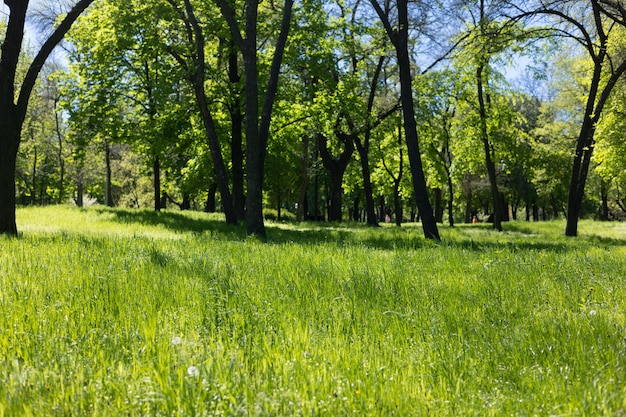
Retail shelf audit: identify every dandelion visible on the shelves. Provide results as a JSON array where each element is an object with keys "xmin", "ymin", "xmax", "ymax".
[
  {"xmin": 171, "ymin": 336, "xmax": 182, "ymax": 346},
  {"xmin": 187, "ymin": 365, "xmax": 200, "ymax": 377},
  {"xmin": 589, "ymin": 309, "xmax": 597, "ymax": 316}
]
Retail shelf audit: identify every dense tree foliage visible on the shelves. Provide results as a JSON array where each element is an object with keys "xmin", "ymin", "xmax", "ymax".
[{"xmin": 3, "ymin": 0, "xmax": 626, "ymax": 237}]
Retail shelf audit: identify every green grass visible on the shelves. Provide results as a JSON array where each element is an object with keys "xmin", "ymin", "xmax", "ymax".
[{"xmin": 1, "ymin": 205, "xmax": 626, "ymax": 416}]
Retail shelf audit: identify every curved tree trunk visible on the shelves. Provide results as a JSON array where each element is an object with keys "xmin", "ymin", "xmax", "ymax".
[
  {"xmin": 181, "ymin": 0, "xmax": 237, "ymax": 224},
  {"xmin": 0, "ymin": 0, "xmax": 95, "ymax": 235}
]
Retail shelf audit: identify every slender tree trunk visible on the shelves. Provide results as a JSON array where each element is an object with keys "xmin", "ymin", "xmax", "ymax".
[
  {"xmin": 393, "ymin": 0, "xmax": 439, "ymax": 240},
  {"xmin": 446, "ymin": 173, "xmax": 454, "ymax": 227},
  {"xmin": 600, "ymin": 180, "xmax": 610, "ymax": 221},
  {"xmin": 104, "ymin": 139, "xmax": 114, "ymax": 207},
  {"xmin": 296, "ymin": 134, "xmax": 310, "ymax": 222},
  {"xmin": 228, "ymin": 43, "xmax": 245, "ymax": 222},
  {"xmin": 153, "ymin": 155, "xmax": 161, "ymax": 211},
  {"xmin": 564, "ymin": 1, "xmax": 626, "ymax": 236},
  {"xmin": 393, "ymin": 180, "xmax": 402, "ymax": 226},
  {"xmin": 434, "ymin": 188, "xmax": 443, "ymax": 223},
  {"xmin": 54, "ymin": 98, "xmax": 66, "ymax": 204},
  {"xmin": 354, "ymin": 138, "xmax": 378, "ymax": 226},
  {"xmin": 476, "ymin": 63, "xmax": 503, "ymax": 231},
  {"xmin": 76, "ymin": 177, "xmax": 84, "ymax": 207},
  {"xmin": 31, "ymin": 145, "xmax": 38, "ymax": 205},
  {"xmin": 356, "ymin": 55, "xmax": 386, "ymax": 227},
  {"xmin": 182, "ymin": 0, "xmax": 237, "ymax": 224}
]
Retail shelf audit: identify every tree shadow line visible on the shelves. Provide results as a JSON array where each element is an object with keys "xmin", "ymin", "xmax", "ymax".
[{"xmin": 95, "ymin": 208, "xmax": 626, "ymax": 252}]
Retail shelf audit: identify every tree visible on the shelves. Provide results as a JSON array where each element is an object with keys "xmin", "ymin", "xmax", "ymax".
[
  {"xmin": 217, "ymin": 0, "xmax": 294, "ymax": 237},
  {"xmin": 0, "ymin": 0, "xmax": 96, "ymax": 235},
  {"xmin": 369, "ymin": 0, "xmax": 440, "ymax": 240},
  {"xmin": 165, "ymin": 0, "xmax": 238, "ymax": 224},
  {"xmin": 516, "ymin": 0, "xmax": 626, "ymax": 235}
]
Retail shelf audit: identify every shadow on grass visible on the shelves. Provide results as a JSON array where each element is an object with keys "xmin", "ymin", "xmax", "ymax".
[
  {"xmin": 95, "ymin": 208, "xmax": 626, "ymax": 252},
  {"xmin": 94, "ymin": 207, "xmax": 247, "ymax": 239}
]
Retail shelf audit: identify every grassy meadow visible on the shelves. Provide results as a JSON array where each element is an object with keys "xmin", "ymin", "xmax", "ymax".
[{"xmin": 1, "ymin": 205, "xmax": 626, "ymax": 416}]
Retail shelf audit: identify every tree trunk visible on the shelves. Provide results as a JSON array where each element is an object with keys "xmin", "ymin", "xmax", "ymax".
[
  {"xmin": 54, "ymin": 98, "xmax": 66, "ymax": 204},
  {"xmin": 327, "ymin": 169, "xmax": 344, "ymax": 221},
  {"xmin": 393, "ymin": 181, "xmax": 402, "ymax": 226},
  {"xmin": 182, "ymin": 0, "xmax": 237, "ymax": 225},
  {"xmin": 476, "ymin": 63, "xmax": 504, "ymax": 231},
  {"xmin": 296, "ymin": 135, "xmax": 310, "ymax": 222},
  {"xmin": 154, "ymin": 155, "xmax": 161, "ymax": 211},
  {"xmin": 600, "ymin": 180, "xmax": 609, "ymax": 221},
  {"xmin": 354, "ymin": 137, "xmax": 378, "ymax": 226},
  {"xmin": 31, "ymin": 145, "xmax": 38, "ymax": 205},
  {"xmin": 318, "ymin": 133, "xmax": 354, "ymax": 222},
  {"xmin": 446, "ymin": 175, "xmax": 454, "ymax": 227},
  {"xmin": 76, "ymin": 183, "xmax": 83, "ymax": 207},
  {"xmin": 105, "ymin": 139, "xmax": 114, "ymax": 207},
  {"xmin": 0, "ymin": 129, "xmax": 20, "ymax": 235},
  {"xmin": 217, "ymin": 0, "xmax": 293, "ymax": 237},
  {"xmin": 228, "ymin": 43, "xmax": 246, "ymax": 222},
  {"xmin": 205, "ymin": 182, "xmax": 217, "ymax": 212},
  {"xmin": 434, "ymin": 188, "xmax": 443, "ymax": 223},
  {"xmin": 564, "ymin": 2, "xmax": 626, "ymax": 235},
  {"xmin": 393, "ymin": 0, "xmax": 439, "ymax": 240}
]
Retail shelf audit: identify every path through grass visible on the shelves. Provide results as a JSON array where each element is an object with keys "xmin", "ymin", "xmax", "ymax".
[{"xmin": 1, "ymin": 206, "xmax": 626, "ymax": 415}]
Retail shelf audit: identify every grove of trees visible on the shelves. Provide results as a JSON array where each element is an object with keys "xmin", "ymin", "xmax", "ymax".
[{"xmin": 2, "ymin": 0, "xmax": 626, "ymax": 238}]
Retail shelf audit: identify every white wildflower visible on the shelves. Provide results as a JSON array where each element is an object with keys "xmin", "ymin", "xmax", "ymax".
[
  {"xmin": 187, "ymin": 366, "xmax": 200, "ymax": 377},
  {"xmin": 171, "ymin": 336, "xmax": 182, "ymax": 346}
]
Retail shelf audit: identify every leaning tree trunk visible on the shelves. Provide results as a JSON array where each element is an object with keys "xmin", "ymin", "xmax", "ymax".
[
  {"xmin": 182, "ymin": 0, "xmax": 237, "ymax": 224},
  {"xmin": 394, "ymin": 0, "xmax": 439, "ymax": 240}
]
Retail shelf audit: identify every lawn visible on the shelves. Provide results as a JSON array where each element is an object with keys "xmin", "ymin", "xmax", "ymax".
[{"xmin": 1, "ymin": 206, "xmax": 625, "ymax": 416}]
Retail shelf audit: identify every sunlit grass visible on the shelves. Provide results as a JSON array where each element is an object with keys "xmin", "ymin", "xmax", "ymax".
[{"xmin": 1, "ymin": 205, "xmax": 625, "ymax": 415}]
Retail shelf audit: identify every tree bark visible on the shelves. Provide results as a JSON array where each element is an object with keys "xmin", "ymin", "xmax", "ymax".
[
  {"xmin": 104, "ymin": 139, "xmax": 114, "ymax": 207},
  {"xmin": 396, "ymin": 4, "xmax": 439, "ymax": 239},
  {"xmin": 218, "ymin": 0, "xmax": 293, "ymax": 237},
  {"xmin": 476, "ymin": 63, "xmax": 504, "ymax": 231},
  {"xmin": 0, "ymin": 128, "xmax": 20, "ymax": 235},
  {"xmin": 153, "ymin": 155, "xmax": 161, "ymax": 211},
  {"xmin": 296, "ymin": 135, "xmax": 310, "ymax": 222},
  {"xmin": 354, "ymin": 137, "xmax": 377, "ymax": 226},
  {"xmin": 318, "ymin": 133, "xmax": 354, "ymax": 222},
  {"xmin": 370, "ymin": 0, "xmax": 440, "ymax": 240},
  {"xmin": 181, "ymin": 0, "xmax": 237, "ymax": 225},
  {"xmin": 228, "ymin": 43, "xmax": 246, "ymax": 222}
]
